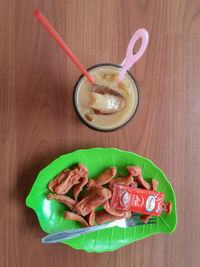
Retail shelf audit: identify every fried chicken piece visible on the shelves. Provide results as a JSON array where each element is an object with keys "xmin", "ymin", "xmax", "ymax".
[
  {"xmin": 85, "ymin": 210, "xmax": 95, "ymax": 226},
  {"xmin": 47, "ymin": 193, "xmax": 78, "ymax": 213},
  {"xmin": 162, "ymin": 201, "xmax": 172, "ymax": 214},
  {"xmin": 107, "ymin": 174, "xmax": 133, "ymax": 191},
  {"xmin": 95, "ymin": 210, "xmax": 131, "ymax": 225},
  {"xmin": 126, "ymin": 166, "xmax": 152, "ymax": 190},
  {"xmin": 64, "ymin": 211, "xmax": 89, "ymax": 227},
  {"xmin": 102, "ymin": 200, "xmax": 130, "ymax": 217},
  {"xmin": 54, "ymin": 163, "xmax": 88, "ymax": 194},
  {"xmin": 73, "ymin": 175, "xmax": 88, "ymax": 201},
  {"xmin": 86, "ymin": 167, "xmax": 117, "ymax": 191},
  {"xmin": 48, "ymin": 169, "xmax": 70, "ymax": 192},
  {"xmin": 75, "ymin": 187, "xmax": 112, "ymax": 216}
]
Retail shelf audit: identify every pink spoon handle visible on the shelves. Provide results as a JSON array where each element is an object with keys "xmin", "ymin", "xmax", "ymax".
[{"xmin": 119, "ymin": 28, "xmax": 149, "ymax": 81}]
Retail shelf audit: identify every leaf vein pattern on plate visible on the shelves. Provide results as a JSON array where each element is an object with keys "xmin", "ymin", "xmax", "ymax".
[
  {"xmin": 142, "ymin": 224, "xmax": 145, "ymax": 234},
  {"xmin": 79, "ymin": 152, "xmax": 87, "ymax": 166},
  {"xmin": 95, "ymin": 153, "xmax": 102, "ymax": 169},
  {"xmin": 30, "ymin": 189, "xmax": 49, "ymax": 201},
  {"xmin": 111, "ymin": 154, "xmax": 114, "ymax": 168},
  {"xmin": 159, "ymin": 184, "xmax": 166, "ymax": 193},
  {"xmin": 79, "ymin": 233, "xmax": 86, "ymax": 245},
  {"xmin": 109, "ymin": 227, "xmax": 114, "ymax": 248},
  {"xmin": 125, "ymin": 153, "xmax": 129, "ymax": 167},
  {"xmin": 133, "ymin": 224, "xmax": 136, "ymax": 237},
  {"xmin": 159, "ymin": 215, "xmax": 170, "ymax": 229},
  {"xmin": 94, "ymin": 231, "xmax": 100, "ymax": 248},
  {"xmin": 123, "ymin": 228, "xmax": 126, "ymax": 241},
  {"xmin": 157, "ymin": 217, "xmax": 159, "ymax": 231}
]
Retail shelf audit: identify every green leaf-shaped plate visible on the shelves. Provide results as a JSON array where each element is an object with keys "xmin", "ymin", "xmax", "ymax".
[{"xmin": 26, "ymin": 148, "xmax": 177, "ymax": 252}]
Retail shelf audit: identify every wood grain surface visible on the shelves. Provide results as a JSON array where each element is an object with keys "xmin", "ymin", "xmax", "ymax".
[{"xmin": 0, "ymin": 0, "xmax": 200, "ymax": 266}]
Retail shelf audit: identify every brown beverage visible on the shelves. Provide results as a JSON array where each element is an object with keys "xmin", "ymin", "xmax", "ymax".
[{"xmin": 73, "ymin": 64, "xmax": 140, "ymax": 131}]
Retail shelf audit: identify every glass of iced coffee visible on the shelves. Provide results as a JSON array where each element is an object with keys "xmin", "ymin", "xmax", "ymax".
[
  {"xmin": 33, "ymin": 13, "xmax": 147, "ymax": 132},
  {"xmin": 73, "ymin": 63, "xmax": 140, "ymax": 132}
]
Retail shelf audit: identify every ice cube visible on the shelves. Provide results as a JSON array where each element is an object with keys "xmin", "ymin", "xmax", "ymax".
[{"xmin": 88, "ymin": 92, "xmax": 125, "ymax": 114}]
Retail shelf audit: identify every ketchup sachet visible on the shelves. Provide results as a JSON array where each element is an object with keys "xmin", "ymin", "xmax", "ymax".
[{"xmin": 110, "ymin": 184, "xmax": 164, "ymax": 216}]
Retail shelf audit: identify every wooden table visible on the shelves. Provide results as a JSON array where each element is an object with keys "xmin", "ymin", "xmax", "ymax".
[{"xmin": 1, "ymin": 0, "xmax": 200, "ymax": 266}]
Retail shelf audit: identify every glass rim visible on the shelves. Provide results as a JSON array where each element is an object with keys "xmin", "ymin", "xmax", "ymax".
[{"xmin": 73, "ymin": 63, "xmax": 140, "ymax": 132}]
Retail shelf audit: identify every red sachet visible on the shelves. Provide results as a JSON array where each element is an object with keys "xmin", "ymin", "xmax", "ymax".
[{"xmin": 110, "ymin": 184, "xmax": 164, "ymax": 216}]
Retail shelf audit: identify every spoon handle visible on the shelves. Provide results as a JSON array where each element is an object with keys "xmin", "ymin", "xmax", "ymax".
[{"xmin": 119, "ymin": 29, "xmax": 149, "ymax": 81}]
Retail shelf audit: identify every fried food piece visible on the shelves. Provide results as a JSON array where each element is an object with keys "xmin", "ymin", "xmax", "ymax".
[
  {"xmin": 126, "ymin": 166, "xmax": 152, "ymax": 190},
  {"xmin": 86, "ymin": 167, "xmax": 117, "ymax": 191},
  {"xmin": 48, "ymin": 169, "xmax": 70, "ymax": 192},
  {"xmin": 89, "ymin": 92, "xmax": 124, "ymax": 114},
  {"xmin": 142, "ymin": 201, "xmax": 172, "ymax": 224},
  {"xmin": 162, "ymin": 201, "xmax": 172, "ymax": 214},
  {"xmin": 47, "ymin": 193, "xmax": 78, "ymax": 213},
  {"xmin": 152, "ymin": 178, "xmax": 159, "ymax": 191},
  {"xmin": 95, "ymin": 210, "xmax": 131, "ymax": 225},
  {"xmin": 102, "ymin": 200, "xmax": 129, "ymax": 217},
  {"xmin": 140, "ymin": 214, "xmax": 152, "ymax": 224},
  {"xmin": 107, "ymin": 174, "xmax": 133, "ymax": 191},
  {"xmin": 85, "ymin": 210, "xmax": 95, "ymax": 226},
  {"xmin": 75, "ymin": 187, "xmax": 112, "ymax": 216},
  {"xmin": 79, "ymin": 193, "xmax": 87, "ymax": 201},
  {"xmin": 73, "ymin": 175, "xmax": 88, "ymax": 201},
  {"xmin": 126, "ymin": 165, "xmax": 141, "ymax": 176},
  {"xmin": 64, "ymin": 211, "xmax": 89, "ymax": 227},
  {"xmin": 130, "ymin": 181, "xmax": 138, "ymax": 188},
  {"xmin": 54, "ymin": 163, "xmax": 88, "ymax": 194}
]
